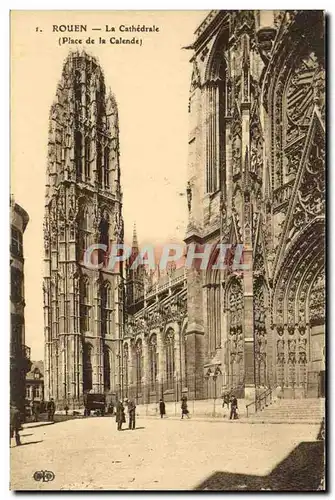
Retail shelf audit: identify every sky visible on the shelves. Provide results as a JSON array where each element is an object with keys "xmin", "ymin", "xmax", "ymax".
[{"xmin": 11, "ymin": 10, "xmax": 209, "ymax": 360}]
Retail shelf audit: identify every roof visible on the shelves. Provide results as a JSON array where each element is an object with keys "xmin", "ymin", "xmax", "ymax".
[{"xmin": 26, "ymin": 360, "xmax": 44, "ymax": 379}]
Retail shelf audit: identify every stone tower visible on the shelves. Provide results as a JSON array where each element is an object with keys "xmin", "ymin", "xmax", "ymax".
[{"xmin": 43, "ymin": 51, "xmax": 124, "ymax": 408}]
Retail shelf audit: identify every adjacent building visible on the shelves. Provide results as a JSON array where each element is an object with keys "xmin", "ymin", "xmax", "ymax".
[
  {"xmin": 10, "ymin": 197, "xmax": 31, "ymax": 415},
  {"xmin": 43, "ymin": 51, "xmax": 124, "ymax": 408},
  {"xmin": 26, "ymin": 361, "xmax": 44, "ymax": 407}
]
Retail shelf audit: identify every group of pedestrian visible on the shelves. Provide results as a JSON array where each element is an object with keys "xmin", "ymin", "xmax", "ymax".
[{"xmin": 115, "ymin": 398, "xmax": 136, "ymax": 431}]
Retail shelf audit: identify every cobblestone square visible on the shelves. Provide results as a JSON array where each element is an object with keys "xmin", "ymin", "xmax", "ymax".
[{"xmin": 10, "ymin": 417, "xmax": 323, "ymax": 491}]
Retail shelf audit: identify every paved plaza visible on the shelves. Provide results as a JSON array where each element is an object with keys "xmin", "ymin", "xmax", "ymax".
[{"xmin": 10, "ymin": 416, "xmax": 324, "ymax": 491}]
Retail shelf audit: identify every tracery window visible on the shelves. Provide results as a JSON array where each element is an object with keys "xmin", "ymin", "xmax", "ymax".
[
  {"xmin": 135, "ymin": 340, "xmax": 143, "ymax": 395},
  {"xmin": 80, "ymin": 277, "xmax": 91, "ymax": 332},
  {"xmin": 123, "ymin": 344, "xmax": 129, "ymax": 396},
  {"xmin": 104, "ymin": 146, "xmax": 110, "ymax": 188},
  {"xmin": 205, "ymin": 49, "xmax": 226, "ymax": 193},
  {"xmin": 74, "ymin": 130, "xmax": 83, "ymax": 179},
  {"xmin": 103, "ymin": 346, "xmax": 111, "ymax": 391},
  {"xmin": 207, "ymin": 271, "xmax": 221, "ymax": 355},
  {"xmin": 83, "ymin": 342, "xmax": 93, "ymax": 392},
  {"xmin": 101, "ymin": 282, "xmax": 112, "ymax": 337},
  {"xmin": 165, "ymin": 330, "xmax": 175, "ymax": 390},
  {"xmin": 149, "ymin": 334, "xmax": 158, "ymax": 391},
  {"xmin": 85, "ymin": 136, "xmax": 91, "ymax": 180},
  {"xmin": 79, "ymin": 207, "xmax": 90, "ymax": 259}
]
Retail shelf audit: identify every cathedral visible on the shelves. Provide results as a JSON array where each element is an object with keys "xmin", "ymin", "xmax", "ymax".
[
  {"xmin": 122, "ymin": 10, "xmax": 325, "ymax": 403},
  {"xmin": 43, "ymin": 51, "xmax": 124, "ymax": 407},
  {"xmin": 45, "ymin": 10, "xmax": 325, "ymax": 409}
]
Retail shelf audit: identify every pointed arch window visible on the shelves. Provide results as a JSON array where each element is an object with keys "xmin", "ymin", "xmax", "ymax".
[
  {"xmin": 74, "ymin": 70, "xmax": 81, "ymax": 105},
  {"xmin": 85, "ymin": 136, "xmax": 91, "ymax": 180},
  {"xmin": 101, "ymin": 282, "xmax": 113, "ymax": 337},
  {"xmin": 83, "ymin": 342, "xmax": 93, "ymax": 392},
  {"xmin": 99, "ymin": 212, "xmax": 109, "ymax": 248},
  {"xmin": 149, "ymin": 334, "xmax": 158, "ymax": 391},
  {"xmin": 74, "ymin": 130, "xmax": 83, "ymax": 179},
  {"xmin": 96, "ymin": 141, "xmax": 102, "ymax": 185},
  {"xmin": 79, "ymin": 207, "xmax": 90, "ymax": 259},
  {"xmin": 165, "ymin": 329, "xmax": 175, "ymax": 390},
  {"xmin": 103, "ymin": 346, "xmax": 111, "ymax": 391},
  {"xmin": 207, "ymin": 271, "xmax": 221, "ymax": 355},
  {"xmin": 135, "ymin": 339, "xmax": 143, "ymax": 395},
  {"xmin": 124, "ymin": 344, "xmax": 129, "ymax": 397},
  {"xmin": 205, "ymin": 45, "xmax": 226, "ymax": 193},
  {"xmin": 80, "ymin": 277, "xmax": 91, "ymax": 332},
  {"xmin": 104, "ymin": 146, "xmax": 110, "ymax": 188}
]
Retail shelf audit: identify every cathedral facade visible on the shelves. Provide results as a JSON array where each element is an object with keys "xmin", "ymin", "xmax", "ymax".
[
  {"xmin": 45, "ymin": 11, "xmax": 325, "ymax": 408},
  {"xmin": 123, "ymin": 10, "xmax": 325, "ymax": 402},
  {"xmin": 44, "ymin": 52, "xmax": 124, "ymax": 408},
  {"xmin": 184, "ymin": 10, "xmax": 325, "ymax": 400}
]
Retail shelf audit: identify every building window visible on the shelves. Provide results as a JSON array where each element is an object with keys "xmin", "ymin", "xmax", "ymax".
[
  {"xmin": 74, "ymin": 130, "xmax": 83, "ymax": 179},
  {"xmin": 149, "ymin": 334, "xmax": 157, "ymax": 391},
  {"xmin": 79, "ymin": 208, "xmax": 90, "ymax": 260},
  {"xmin": 104, "ymin": 146, "xmax": 110, "ymax": 187},
  {"xmin": 11, "ymin": 266, "xmax": 23, "ymax": 303},
  {"xmin": 96, "ymin": 142, "xmax": 102, "ymax": 185},
  {"xmin": 103, "ymin": 347, "xmax": 111, "ymax": 391},
  {"xmin": 85, "ymin": 136, "xmax": 91, "ymax": 180},
  {"xmin": 83, "ymin": 343, "xmax": 93, "ymax": 392},
  {"xmin": 205, "ymin": 59, "xmax": 226, "ymax": 193},
  {"xmin": 165, "ymin": 329, "xmax": 175, "ymax": 390},
  {"xmin": 124, "ymin": 344, "xmax": 129, "ymax": 397},
  {"xmin": 32, "ymin": 386, "xmax": 40, "ymax": 399},
  {"xmin": 11, "ymin": 226, "xmax": 23, "ymax": 258},
  {"xmin": 135, "ymin": 340, "xmax": 142, "ymax": 395},
  {"xmin": 80, "ymin": 278, "xmax": 91, "ymax": 332},
  {"xmin": 101, "ymin": 283, "xmax": 112, "ymax": 337},
  {"xmin": 26, "ymin": 386, "xmax": 30, "ymax": 398}
]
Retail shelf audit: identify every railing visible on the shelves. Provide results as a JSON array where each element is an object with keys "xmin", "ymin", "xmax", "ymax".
[{"xmin": 246, "ymin": 387, "xmax": 273, "ymax": 418}]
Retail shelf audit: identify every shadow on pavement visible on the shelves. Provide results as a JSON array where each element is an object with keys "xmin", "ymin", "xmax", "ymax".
[
  {"xmin": 194, "ymin": 441, "xmax": 325, "ymax": 491},
  {"xmin": 11, "ymin": 441, "xmax": 43, "ymax": 448}
]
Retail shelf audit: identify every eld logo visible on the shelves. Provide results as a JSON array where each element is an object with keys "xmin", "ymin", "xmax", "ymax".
[{"xmin": 33, "ymin": 470, "xmax": 55, "ymax": 482}]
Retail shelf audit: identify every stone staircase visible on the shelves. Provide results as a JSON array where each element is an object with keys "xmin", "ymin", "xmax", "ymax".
[{"xmin": 245, "ymin": 398, "xmax": 325, "ymax": 424}]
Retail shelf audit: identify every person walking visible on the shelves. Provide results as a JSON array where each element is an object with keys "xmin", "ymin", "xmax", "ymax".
[
  {"xmin": 181, "ymin": 397, "xmax": 190, "ymax": 419},
  {"xmin": 115, "ymin": 400, "xmax": 125, "ymax": 431},
  {"xmin": 229, "ymin": 394, "xmax": 238, "ymax": 420},
  {"xmin": 32, "ymin": 401, "xmax": 40, "ymax": 422},
  {"xmin": 128, "ymin": 399, "xmax": 136, "ymax": 430},
  {"xmin": 222, "ymin": 391, "xmax": 230, "ymax": 409},
  {"xmin": 10, "ymin": 403, "xmax": 22, "ymax": 447},
  {"xmin": 47, "ymin": 398, "xmax": 56, "ymax": 422},
  {"xmin": 159, "ymin": 399, "xmax": 166, "ymax": 419}
]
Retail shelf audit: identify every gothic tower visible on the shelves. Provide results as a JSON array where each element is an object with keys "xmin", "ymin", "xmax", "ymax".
[{"xmin": 43, "ymin": 51, "xmax": 124, "ymax": 408}]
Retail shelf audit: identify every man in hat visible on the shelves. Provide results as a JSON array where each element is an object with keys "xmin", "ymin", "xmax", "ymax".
[
  {"xmin": 47, "ymin": 398, "xmax": 56, "ymax": 422},
  {"xmin": 128, "ymin": 399, "xmax": 136, "ymax": 430},
  {"xmin": 229, "ymin": 394, "xmax": 238, "ymax": 420},
  {"xmin": 159, "ymin": 398, "xmax": 166, "ymax": 419},
  {"xmin": 115, "ymin": 400, "xmax": 125, "ymax": 431},
  {"xmin": 10, "ymin": 403, "xmax": 22, "ymax": 446}
]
